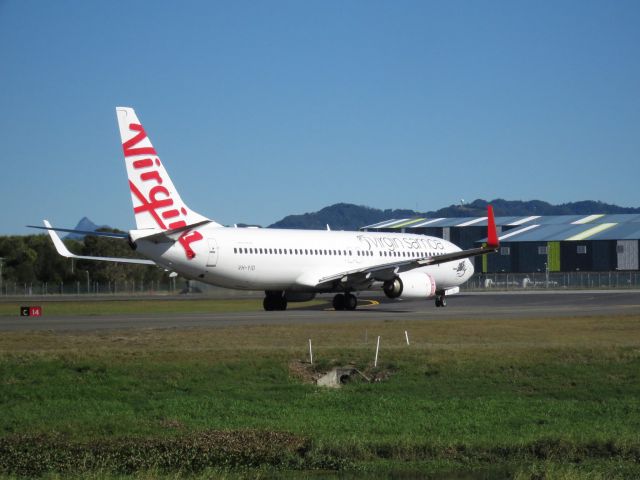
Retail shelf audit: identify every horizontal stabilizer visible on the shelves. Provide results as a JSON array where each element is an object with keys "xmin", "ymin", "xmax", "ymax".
[
  {"xmin": 131, "ymin": 219, "xmax": 211, "ymax": 244},
  {"xmin": 27, "ymin": 225, "xmax": 129, "ymax": 239},
  {"xmin": 42, "ymin": 220, "xmax": 155, "ymax": 265}
]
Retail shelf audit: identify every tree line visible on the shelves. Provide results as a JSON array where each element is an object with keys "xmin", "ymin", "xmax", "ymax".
[{"xmin": 0, "ymin": 232, "xmax": 171, "ymax": 292}]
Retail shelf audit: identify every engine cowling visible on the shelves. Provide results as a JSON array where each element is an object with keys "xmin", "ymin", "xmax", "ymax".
[{"xmin": 383, "ymin": 271, "xmax": 436, "ymax": 299}]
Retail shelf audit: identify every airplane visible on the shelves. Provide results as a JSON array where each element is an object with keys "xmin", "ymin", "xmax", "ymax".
[{"xmin": 31, "ymin": 107, "xmax": 499, "ymax": 311}]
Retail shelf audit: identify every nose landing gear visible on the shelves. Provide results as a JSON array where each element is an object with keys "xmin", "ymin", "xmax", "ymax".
[{"xmin": 435, "ymin": 292, "xmax": 447, "ymax": 307}]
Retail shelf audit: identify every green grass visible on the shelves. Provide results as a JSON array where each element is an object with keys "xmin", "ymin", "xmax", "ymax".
[
  {"xmin": 1, "ymin": 313, "xmax": 639, "ymax": 477},
  {"xmin": 0, "ymin": 298, "xmax": 324, "ymax": 316}
]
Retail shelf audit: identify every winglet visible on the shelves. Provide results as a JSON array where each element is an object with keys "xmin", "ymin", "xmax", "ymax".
[
  {"xmin": 44, "ymin": 220, "xmax": 74, "ymax": 257},
  {"xmin": 486, "ymin": 205, "xmax": 499, "ymax": 249}
]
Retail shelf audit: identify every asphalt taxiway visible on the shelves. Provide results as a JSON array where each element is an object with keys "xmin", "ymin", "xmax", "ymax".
[{"xmin": 1, "ymin": 290, "xmax": 638, "ymax": 332}]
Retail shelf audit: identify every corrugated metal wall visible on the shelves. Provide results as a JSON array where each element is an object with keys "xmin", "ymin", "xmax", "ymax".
[
  {"xmin": 591, "ymin": 241, "xmax": 616, "ymax": 271},
  {"xmin": 617, "ymin": 240, "xmax": 639, "ymax": 270}
]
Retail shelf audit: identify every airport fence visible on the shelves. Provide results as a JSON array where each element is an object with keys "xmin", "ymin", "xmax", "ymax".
[
  {"xmin": 0, "ymin": 280, "xmax": 261, "ymax": 298},
  {"xmin": 1, "ymin": 272, "xmax": 640, "ymax": 297},
  {"xmin": 0, "ymin": 280, "xmax": 178, "ymax": 297},
  {"xmin": 464, "ymin": 271, "xmax": 640, "ymax": 291}
]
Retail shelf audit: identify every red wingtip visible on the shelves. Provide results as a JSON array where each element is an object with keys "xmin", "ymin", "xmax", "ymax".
[{"xmin": 487, "ymin": 205, "xmax": 499, "ymax": 248}]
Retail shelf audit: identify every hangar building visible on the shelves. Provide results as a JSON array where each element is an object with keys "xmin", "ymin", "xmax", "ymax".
[{"xmin": 361, "ymin": 214, "xmax": 640, "ymax": 273}]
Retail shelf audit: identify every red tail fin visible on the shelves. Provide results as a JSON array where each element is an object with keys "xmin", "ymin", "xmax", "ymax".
[{"xmin": 486, "ymin": 205, "xmax": 499, "ymax": 248}]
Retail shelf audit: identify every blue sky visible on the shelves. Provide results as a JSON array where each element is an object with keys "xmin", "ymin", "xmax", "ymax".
[{"xmin": 1, "ymin": 1, "xmax": 638, "ymax": 234}]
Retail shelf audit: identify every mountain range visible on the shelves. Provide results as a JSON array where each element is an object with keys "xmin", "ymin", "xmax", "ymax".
[
  {"xmin": 65, "ymin": 217, "xmax": 112, "ymax": 240},
  {"xmin": 268, "ymin": 199, "xmax": 640, "ymax": 230},
  {"xmin": 71, "ymin": 199, "xmax": 640, "ymax": 236}
]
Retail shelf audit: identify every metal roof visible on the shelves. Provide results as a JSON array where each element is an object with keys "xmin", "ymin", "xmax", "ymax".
[{"xmin": 361, "ymin": 214, "xmax": 640, "ymax": 242}]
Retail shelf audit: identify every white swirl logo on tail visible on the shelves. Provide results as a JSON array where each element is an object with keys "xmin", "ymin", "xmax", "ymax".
[{"xmin": 123, "ymin": 123, "xmax": 203, "ymax": 259}]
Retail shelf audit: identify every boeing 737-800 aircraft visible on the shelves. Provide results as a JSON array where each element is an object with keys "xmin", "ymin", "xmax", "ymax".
[{"xmin": 33, "ymin": 107, "xmax": 499, "ymax": 311}]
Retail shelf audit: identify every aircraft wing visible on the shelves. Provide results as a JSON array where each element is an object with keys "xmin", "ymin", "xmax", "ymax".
[
  {"xmin": 308, "ymin": 205, "xmax": 499, "ymax": 290},
  {"xmin": 40, "ymin": 220, "xmax": 156, "ymax": 265}
]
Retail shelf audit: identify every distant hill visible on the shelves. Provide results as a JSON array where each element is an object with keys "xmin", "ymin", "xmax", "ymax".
[
  {"xmin": 268, "ymin": 199, "xmax": 640, "ymax": 230},
  {"xmin": 65, "ymin": 217, "xmax": 112, "ymax": 240},
  {"xmin": 431, "ymin": 199, "xmax": 640, "ymax": 218},
  {"xmin": 268, "ymin": 203, "xmax": 419, "ymax": 231},
  {"xmin": 72, "ymin": 199, "xmax": 640, "ymax": 235}
]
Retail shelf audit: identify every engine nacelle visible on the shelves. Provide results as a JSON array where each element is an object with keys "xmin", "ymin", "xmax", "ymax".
[{"xmin": 383, "ymin": 272, "xmax": 436, "ymax": 299}]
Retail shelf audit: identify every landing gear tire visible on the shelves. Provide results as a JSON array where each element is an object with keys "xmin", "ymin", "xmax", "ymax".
[
  {"xmin": 263, "ymin": 297, "xmax": 274, "ymax": 311},
  {"xmin": 333, "ymin": 293, "xmax": 357, "ymax": 311},
  {"xmin": 333, "ymin": 294, "xmax": 346, "ymax": 311},
  {"xmin": 263, "ymin": 293, "xmax": 288, "ymax": 311},
  {"xmin": 345, "ymin": 293, "xmax": 358, "ymax": 311},
  {"xmin": 435, "ymin": 294, "xmax": 446, "ymax": 308}
]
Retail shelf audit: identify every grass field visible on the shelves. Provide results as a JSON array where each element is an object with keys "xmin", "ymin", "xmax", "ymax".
[
  {"xmin": 0, "ymin": 297, "xmax": 322, "ymax": 316},
  {"xmin": 0, "ymin": 303, "xmax": 639, "ymax": 478}
]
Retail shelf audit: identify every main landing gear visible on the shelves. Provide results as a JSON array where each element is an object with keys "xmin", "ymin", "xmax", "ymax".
[
  {"xmin": 263, "ymin": 291, "xmax": 287, "ymax": 311},
  {"xmin": 435, "ymin": 292, "xmax": 447, "ymax": 308},
  {"xmin": 333, "ymin": 293, "xmax": 358, "ymax": 311}
]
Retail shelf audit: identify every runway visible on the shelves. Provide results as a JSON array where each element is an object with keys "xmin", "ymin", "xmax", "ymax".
[{"xmin": 1, "ymin": 290, "xmax": 639, "ymax": 332}]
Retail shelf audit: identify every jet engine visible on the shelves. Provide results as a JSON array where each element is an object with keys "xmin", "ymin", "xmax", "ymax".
[{"xmin": 383, "ymin": 271, "xmax": 436, "ymax": 299}]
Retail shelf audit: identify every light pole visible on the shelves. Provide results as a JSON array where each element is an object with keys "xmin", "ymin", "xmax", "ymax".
[
  {"xmin": 544, "ymin": 262, "xmax": 549, "ymax": 289},
  {"xmin": 0, "ymin": 257, "xmax": 4, "ymax": 295}
]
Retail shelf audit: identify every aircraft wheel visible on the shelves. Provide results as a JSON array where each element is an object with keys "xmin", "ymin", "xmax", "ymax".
[
  {"xmin": 333, "ymin": 294, "xmax": 346, "ymax": 311},
  {"xmin": 278, "ymin": 297, "xmax": 288, "ymax": 311},
  {"xmin": 345, "ymin": 293, "xmax": 358, "ymax": 311},
  {"xmin": 263, "ymin": 296, "xmax": 275, "ymax": 311}
]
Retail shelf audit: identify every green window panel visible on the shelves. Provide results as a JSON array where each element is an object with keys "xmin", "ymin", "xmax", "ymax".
[{"xmin": 547, "ymin": 241, "xmax": 560, "ymax": 271}]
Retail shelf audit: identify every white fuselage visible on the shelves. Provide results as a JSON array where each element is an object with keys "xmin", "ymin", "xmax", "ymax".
[{"xmin": 136, "ymin": 226, "xmax": 475, "ymax": 293}]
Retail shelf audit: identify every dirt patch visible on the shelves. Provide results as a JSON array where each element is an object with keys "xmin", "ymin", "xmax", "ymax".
[{"xmin": 289, "ymin": 360, "xmax": 394, "ymax": 386}]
